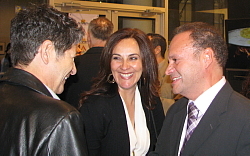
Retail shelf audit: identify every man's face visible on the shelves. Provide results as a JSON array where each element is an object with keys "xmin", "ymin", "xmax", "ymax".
[
  {"xmin": 165, "ymin": 31, "xmax": 205, "ymax": 99},
  {"xmin": 50, "ymin": 45, "xmax": 77, "ymax": 94}
]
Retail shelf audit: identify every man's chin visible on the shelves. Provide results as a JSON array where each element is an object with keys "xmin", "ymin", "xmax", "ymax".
[
  {"xmin": 172, "ymin": 88, "xmax": 179, "ymax": 95},
  {"xmin": 55, "ymin": 86, "xmax": 64, "ymax": 95}
]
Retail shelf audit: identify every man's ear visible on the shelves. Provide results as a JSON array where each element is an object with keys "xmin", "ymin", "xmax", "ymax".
[
  {"xmin": 203, "ymin": 47, "xmax": 213, "ymax": 68},
  {"xmin": 39, "ymin": 40, "xmax": 54, "ymax": 65}
]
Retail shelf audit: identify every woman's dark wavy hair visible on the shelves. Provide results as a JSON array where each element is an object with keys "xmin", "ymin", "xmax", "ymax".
[
  {"xmin": 10, "ymin": 4, "xmax": 84, "ymax": 66},
  {"xmin": 80, "ymin": 28, "xmax": 159, "ymax": 109}
]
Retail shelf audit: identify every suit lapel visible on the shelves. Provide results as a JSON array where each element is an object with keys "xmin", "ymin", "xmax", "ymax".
[
  {"xmin": 183, "ymin": 104, "xmax": 221, "ymax": 154},
  {"xmin": 109, "ymin": 93, "xmax": 131, "ymax": 153},
  {"xmin": 169, "ymin": 99, "xmax": 188, "ymax": 156},
  {"xmin": 183, "ymin": 82, "xmax": 233, "ymax": 154}
]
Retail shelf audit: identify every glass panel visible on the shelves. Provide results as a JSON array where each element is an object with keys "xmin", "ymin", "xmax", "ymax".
[
  {"xmin": 80, "ymin": 0, "xmax": 165, "ymax": 7},
  {"xmin": 168, "ymin": 0, "xmax": 227, "ymax": 40},
  {"xmin": 118, "ymin": 17, "xmax": 155, "ymax": 34}
]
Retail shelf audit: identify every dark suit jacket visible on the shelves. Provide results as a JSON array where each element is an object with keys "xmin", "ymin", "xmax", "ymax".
[
  {"xmin": 80, "ymin": 92, "xmax": 165, "ymax": 156},
  {"xmin": 150, "ymin": 82, "xmax": 250, "ymax": 156},
  {"xmin": 59, "ymin": 47, "xmax": 103, "ymax": 108}
]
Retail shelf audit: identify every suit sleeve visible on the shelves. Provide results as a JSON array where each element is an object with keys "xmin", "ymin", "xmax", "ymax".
[{"xmin": 46, "ymin": 110, "xmax": 88, "ymax": 156}]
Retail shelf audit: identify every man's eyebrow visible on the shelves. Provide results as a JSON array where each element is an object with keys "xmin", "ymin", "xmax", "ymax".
[{"xmin": 168, "ymin": 55, "xmax": 175, "ymax": 59}]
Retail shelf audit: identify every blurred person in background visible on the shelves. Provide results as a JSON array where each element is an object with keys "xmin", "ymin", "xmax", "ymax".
[
  {"xmin": 241, "ymin": 71, "xmax": 250, "ymax": 99},
  {"xmin": 0, "ymin": 43, "xmax": 12, "ymax": 73},
  {"xmin": 60, "ymin": 17, "xmax": 114, "ymax": 108},
  {"xmin": 147, "ymin": 33, "xmax": 175, "ymax": 114}
]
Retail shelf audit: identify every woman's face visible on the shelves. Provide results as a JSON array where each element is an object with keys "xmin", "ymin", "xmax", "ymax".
[{"xmin": 111, "ymin": 38, "xmax": 143, "ymax": 92}]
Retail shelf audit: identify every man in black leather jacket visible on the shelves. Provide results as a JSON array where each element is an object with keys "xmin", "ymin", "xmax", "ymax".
[{"xmin": 0, "ymin": 4, "xmax": 87, "ymax": 156}]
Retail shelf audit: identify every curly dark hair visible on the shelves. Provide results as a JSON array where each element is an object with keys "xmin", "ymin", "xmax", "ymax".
[
  {"xmin": 80, "ymin": 28, "xmax": 159, "ymax": 109},
  {"xmin": 10, "ymin": 4, "xmax": 84, "ymax": 66}
]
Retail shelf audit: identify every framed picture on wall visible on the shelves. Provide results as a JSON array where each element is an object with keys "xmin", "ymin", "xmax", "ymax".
[{"xmin": 0, "ymin": 42, "xmax": 5, "ymax": 54}]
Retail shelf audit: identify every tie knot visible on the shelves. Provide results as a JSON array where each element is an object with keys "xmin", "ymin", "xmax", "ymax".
[{"xmin": 188, "ymin": 102, "xmax": 199, "ymax": 120}]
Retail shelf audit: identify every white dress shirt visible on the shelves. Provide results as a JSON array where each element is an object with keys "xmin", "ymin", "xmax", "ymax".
[
  {"xmin": 178, "ymin": 76, "xmax": 226, "ymax": 155},
  {"xmin": 44, "ymin": 84, "xmax": 60, "ymax": 100}
]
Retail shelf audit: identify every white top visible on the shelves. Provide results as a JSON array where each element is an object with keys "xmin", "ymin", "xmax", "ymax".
[
  {"xmin": 178, "ymin": 76, "xmax": 226, "ymax": 155},
  {"xmin": 121, "ymin": 86, "xmax": 150, "ymax": 156},
  {"xmin": 44, "ymin": 84, "xmax": 60, "ymax": 100}
]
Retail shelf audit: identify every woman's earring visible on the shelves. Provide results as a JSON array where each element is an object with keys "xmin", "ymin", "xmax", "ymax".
[
  {"xmin": 107, "ymin": 74, "xmax": 115, "ymax": 83},
  {"xmin": 139, "ymin": 77, "xmax": 146, "ymax": 86}
]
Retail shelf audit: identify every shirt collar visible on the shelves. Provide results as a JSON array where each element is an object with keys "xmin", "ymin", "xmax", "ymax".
[
  {"xmin": 189, "ymin": 76, "xmax": 226, "ymax": 115},
  {"xmin": 44, "ymin": 84, "xmax": 60, "ymax": 100}
]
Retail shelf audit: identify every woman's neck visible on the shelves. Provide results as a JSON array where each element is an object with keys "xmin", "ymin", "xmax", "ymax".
[{"xmin": 119, "ymin": 88, "xmax": 136, "ymax": 128}]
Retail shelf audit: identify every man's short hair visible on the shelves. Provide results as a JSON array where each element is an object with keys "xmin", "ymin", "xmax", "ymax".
[
  {"xmin": 10, "ymin": 4, "xmax": 84, "ymax": 66},
  {"xmin": 88, "ymin": 17, "xmax": 114, "ymax": 41}
]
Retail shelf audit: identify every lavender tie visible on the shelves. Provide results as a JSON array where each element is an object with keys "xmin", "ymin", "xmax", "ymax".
[{"xmin": 180, "ymin": 102, "xmax": 199, "ymax": 154}]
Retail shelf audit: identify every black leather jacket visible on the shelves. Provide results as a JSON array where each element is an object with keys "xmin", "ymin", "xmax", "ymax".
[{"xmin": 0, "ymin": 68, "xmax": 87, "ymax": 156}]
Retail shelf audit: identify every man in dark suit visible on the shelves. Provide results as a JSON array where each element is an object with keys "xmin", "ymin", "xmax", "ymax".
[
  {"xmin": 149, "ymin": 22, "xmax": 250, "ymax": 156},
  {"xmin": 59, "ymin": 17, "xmax": 113, "ymax": 108}
]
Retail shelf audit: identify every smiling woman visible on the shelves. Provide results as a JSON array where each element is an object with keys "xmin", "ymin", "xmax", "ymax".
[
  {"xmin": 111, "ymin": 38, "xmax": 142, "ymax": 91},
  {"xmin": 79, "ymin": 28, "xmax": 165, "ymax": 156}
]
